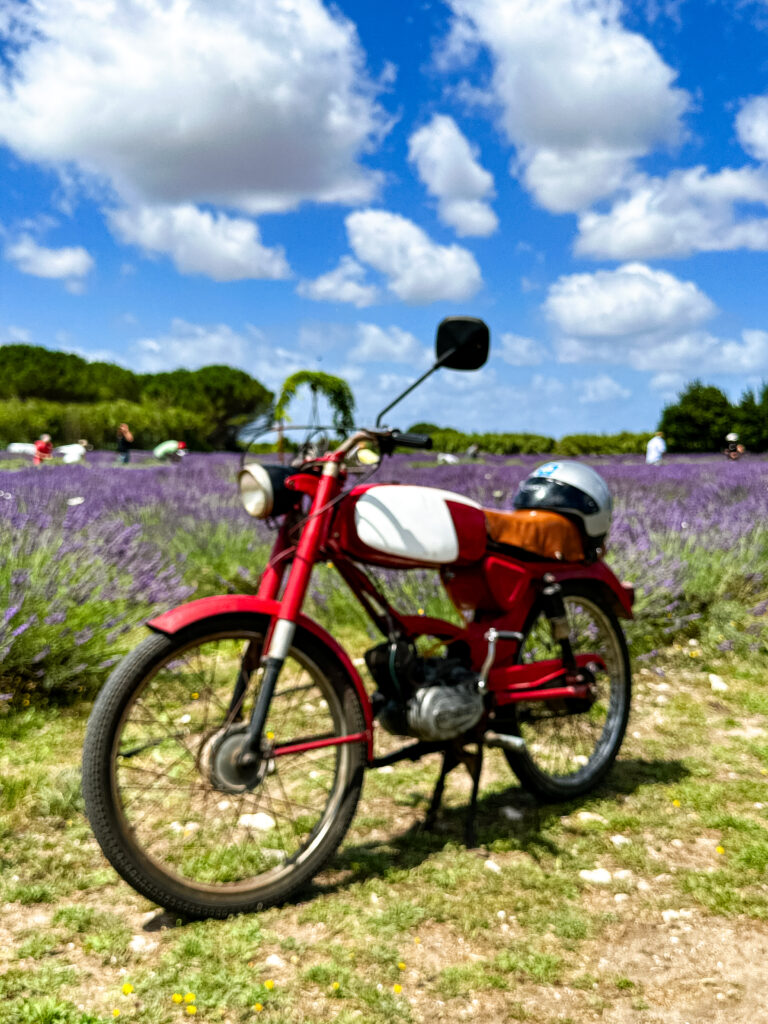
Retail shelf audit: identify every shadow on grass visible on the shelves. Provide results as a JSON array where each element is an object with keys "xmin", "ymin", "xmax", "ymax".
[
  {"xmin": 308, "ymin": 755, "xmax": 691, "ymax": 896},
  {"xmin": 138, "ymin": 755, "xmax": 690, "ymax": 926}
]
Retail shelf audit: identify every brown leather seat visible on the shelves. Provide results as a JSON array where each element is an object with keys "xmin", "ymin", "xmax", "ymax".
[{"xmin": 483, "ymin": 508, "xmax": 585, "ymax": 562}]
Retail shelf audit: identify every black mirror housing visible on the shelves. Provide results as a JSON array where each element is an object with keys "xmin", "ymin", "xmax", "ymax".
[{"xmin": 435, "ymin": 317, "xmax": 490, "ymax": 371}]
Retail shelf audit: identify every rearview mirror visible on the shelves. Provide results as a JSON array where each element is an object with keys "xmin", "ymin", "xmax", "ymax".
[{"xmin": 435, "ymin": 317, "xmax": 490, "ymax": 371}]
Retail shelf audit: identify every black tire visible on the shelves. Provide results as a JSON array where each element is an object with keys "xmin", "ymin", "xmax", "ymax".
[
  {"xmin": 502, "ymin": 583, "xmax": 631, "ymax": 802},
  {"xmin": 82, "ymin": 614, "xmax": 366, "ymax": 918}
]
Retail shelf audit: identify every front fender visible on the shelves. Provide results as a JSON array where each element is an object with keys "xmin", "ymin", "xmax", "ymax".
[{"xmin": 148, "ymin": 596, "xmax": 374, "ymax": 758}]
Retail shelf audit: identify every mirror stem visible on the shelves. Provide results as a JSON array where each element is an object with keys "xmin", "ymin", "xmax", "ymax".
[{"xmin": 374, "ymin": 347, "xmax": 458, "ymax": 427}]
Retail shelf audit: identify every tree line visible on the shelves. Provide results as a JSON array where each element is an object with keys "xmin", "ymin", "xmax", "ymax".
[
  {"xmin": 658, "ymin": 380, "xmax": 768, "ymax": 452},
  {"xmin": 0, "ymin": 345, "xmax": 273, "ymax": 450}
]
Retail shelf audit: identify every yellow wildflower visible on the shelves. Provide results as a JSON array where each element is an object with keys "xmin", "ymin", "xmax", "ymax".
[
  {"xmin": 184, "ymin": 993, "xmax": 196, "ymax": 1003},
  {"xmin": 253, "ymin": 1004, "xmax": 263, "ymax": 1013},
  {"xmin": 186, "ymin": 1007, "xmax": 197, "ymax": 1016},
  {"xmin": 121, "ymin": 983, "xmax": 134, "ymax": 996},
  {"xmin": 112, "ymin": 1012, "xmax": 120, "ymax": 1019},
  {"xmin": 397, "ymin": 962, "xmax": 406, "ymax": 970},
  {"xmin": 332, "ymin": 981, "xmax": 340, "ymax": 990},
  {"xmin": 716, "ymin": 845, "xmax": 725, "ymax": 855},
  {"xmin": 191, "ymin": 692, "xmax": 199, "ymax": 700},
  {"xmin": 414, "ymin": 937, "xmax": 421, "ymax": 944},
  {"xmin": 172, "ymin": 993, "xmax": 183, "ymax": 1003},
  {"xmin": 393, "ymin": 983, "xmax": 402, "ymax": 994},
  {"xmin": 264, "ymin": 980, "xmax": 275, "ymax": 991},
  {"xmin": 672, "ymin": 799, "xmax": 681, "ymax": 808}
]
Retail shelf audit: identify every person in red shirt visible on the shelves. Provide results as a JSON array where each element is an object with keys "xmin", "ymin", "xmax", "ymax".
[{"xmin": 33, "ymin": 433, "xmax": 53, "ymax": 467}]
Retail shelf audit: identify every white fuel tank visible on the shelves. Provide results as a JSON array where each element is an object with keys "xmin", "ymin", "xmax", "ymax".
[{"xmin": 342, "ymin": 484, "xmax": 487, "ymax": 566}]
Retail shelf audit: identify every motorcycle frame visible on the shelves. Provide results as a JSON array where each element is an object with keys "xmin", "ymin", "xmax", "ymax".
[{"xmin": 149, "ymin": 444, "xmax": 633, "ymax": 770}]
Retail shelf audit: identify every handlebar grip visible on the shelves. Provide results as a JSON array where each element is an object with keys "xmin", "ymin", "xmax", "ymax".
[{"xmin": 390, "ymin": 431, "xmax": 433, "ymax": 450}]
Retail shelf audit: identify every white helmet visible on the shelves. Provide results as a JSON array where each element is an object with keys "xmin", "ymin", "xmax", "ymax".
[
  {"xmin": 513, "ymin": 461, "xmax": 613, "ymax": 548},
  {"xmin": 726, "ymin": 432, "xmax": 739, "ymax": 443}
]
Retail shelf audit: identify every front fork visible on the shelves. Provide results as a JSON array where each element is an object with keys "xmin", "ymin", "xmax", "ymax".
[{"xmin": 237, "ymin": 462, "xmax": 341, "ymax": 768}]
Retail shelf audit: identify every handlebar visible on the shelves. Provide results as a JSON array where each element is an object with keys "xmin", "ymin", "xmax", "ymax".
[{"xmin": 389, "ymin": 431, "xmax": 433, "ymax": 451}]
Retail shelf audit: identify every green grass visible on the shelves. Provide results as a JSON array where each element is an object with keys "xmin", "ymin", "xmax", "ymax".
[{"xmin": 2, "ymin": 642, "xmax": 768, "ymax": 1023}]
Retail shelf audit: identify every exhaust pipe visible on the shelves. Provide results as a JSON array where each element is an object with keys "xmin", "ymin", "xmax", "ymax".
[{"xmin": 483, "ymin": 730, "xmax": 526, "ymax": 753}]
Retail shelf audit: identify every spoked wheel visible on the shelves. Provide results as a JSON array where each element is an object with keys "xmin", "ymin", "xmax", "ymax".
[
  {"xmin": 502, "ymin": 584, "xmax": 631, "ymax": 801},
  {"xmin": 82, "ymin": 614, "xmax": 366, "ymax": 918}
]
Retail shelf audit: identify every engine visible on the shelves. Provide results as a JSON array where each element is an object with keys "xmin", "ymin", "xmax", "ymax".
[{"xmin": 365, "ymin": 640, "xmax": 484, "ymax": 742}]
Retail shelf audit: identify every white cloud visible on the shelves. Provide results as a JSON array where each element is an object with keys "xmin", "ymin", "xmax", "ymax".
[
  {"xmin": 578, "ymin": 374, "xmax": 631, "ymax": 404},
  {"xmin": 0, "ymin": 0, "xmax": 386, "ymax": 214},
  {"xmin": 650, "ymin": 371, "xmax": 685, "ymax": 398},
  {"xmin": 545, "ymin": 263, "xmax": 716, "ymax": 340},
  {"xmin": 350, "ymin": 324, "xmax": 429, "ymax": 364},
  {"xmin": 297, "ymin": 256, "xmax": 379, "ymax": 307},
  {"xmin": 442, "ymin": 0, "xmax": 688, "ymax": 211},
  {"xmin": 345, "ymin": 209, "xmax": 482, "ymax": 304},
  {"xmin": 4, "ymin": 234, "xmax": 94, "ymax": 285},
  {"xmin": 408, "ymin": 115, "xmax": 497, "ymax": 236},
  {"xmin": 108, "ymin": 204, "xmax": 290, "ymax": 281},
  {"xmin": 0, "ymin": 325, "xmax": 32, "ymax": 344},
  {"xmin": 576, "ymin": 166, "xmax": 768, "ymax": 259},
  {"xmin": 498, "ymin": 332, "xmax": 545, "ymax": 366},
  {"xmin": 736, "ymin": 95, "xmax": 768, "ymax": 162},
  {"xmin": 132, "ymin": 318, "xmax": 305, "ymax": 388},
  {"xmin": 540, "ymin": 264, "xmax": 768, "ymax": 376}
]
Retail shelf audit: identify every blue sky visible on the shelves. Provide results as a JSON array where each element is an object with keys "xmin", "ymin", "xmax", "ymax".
[{"xmin": 2, "ymin": 0, "xmax": 768, "ymax": 437}]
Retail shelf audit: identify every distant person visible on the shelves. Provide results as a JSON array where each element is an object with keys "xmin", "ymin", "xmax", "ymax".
[
  {"xmin": 117, "ymin": 423, "xmax": 134, "ymax": 464},
  {"xmin": 33, "ymin": 433, "xmax": 53, "ymax": 467},
  {"xmin": 724, "ymin": 432, "xmax": 745, "ymax": 460},
  {"xmin": 645, "ymin": 431, "xmax": 666, "ymax": 465},
  {"xmin": 58, "ymin": 439, "xmax": 90, "ymax": 465},
  {"xmin": 152, "ymin": 439, "xmax": 187, "ymax": 462},
  {"xmin": 466, "ymin": 443, "xmax": 481, "ymax": 459}
]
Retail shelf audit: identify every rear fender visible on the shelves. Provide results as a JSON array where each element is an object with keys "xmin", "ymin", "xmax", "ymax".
[
  {"xmin": 148, "ymin": 596, "xmax": 374, "ymax": 759},
  {"xmin": 549, "ymin": 561, "xmax": 634, "ymax": 619}
]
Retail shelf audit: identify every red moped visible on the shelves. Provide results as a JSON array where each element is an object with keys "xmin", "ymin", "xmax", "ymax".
[{"xmin": 83, "ymin": 318, "xmax": 633, "ymax": 918}]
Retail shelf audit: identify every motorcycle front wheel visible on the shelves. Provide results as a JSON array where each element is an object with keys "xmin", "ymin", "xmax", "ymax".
[
  {"xmin": 82, "ymin": 614, "xmax": 366, "ymax": 918},
  {"xmin": 501, "ymin": 583, "xmax": 631, "ymax": 802}
]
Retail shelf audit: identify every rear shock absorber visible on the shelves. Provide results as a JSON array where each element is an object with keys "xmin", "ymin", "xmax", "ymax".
[{"xmin": 541, "ymin": 574, "xmax": 577, "ymax": 671}]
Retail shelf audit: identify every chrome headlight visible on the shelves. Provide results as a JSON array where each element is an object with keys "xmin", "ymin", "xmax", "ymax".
[{"xmin": 238, "ymin": 464, "xmax": 295, "ymax": 519}]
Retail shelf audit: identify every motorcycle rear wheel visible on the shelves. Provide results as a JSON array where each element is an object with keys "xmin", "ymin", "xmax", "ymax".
[
  {"xmin": 502, "ymin": 584, "xmax": 631, "ymax": 802},
  {"xmin": 82, "ymin": 614, "xmax": 366, "ymax": 918}
]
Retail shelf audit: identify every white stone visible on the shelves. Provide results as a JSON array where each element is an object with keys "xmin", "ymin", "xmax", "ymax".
[
  {"xmin": 264, "ymin": 954, "xmax": 285, "ymax": 969},
  {"xmin": 610, "ymin": 834, "xmax": 631, "ymax": 847},
  {"xmin": 614, "ymin": 869, "xmax": 634, "ymax": 880},
  {"xmin": 576, "ymin": 811, "xmax": 608, "ymax": 824},
  {"xmin": 497, "ymin": 910, "xmax": 506, "ymax": 920},
  {"xmin": 501, "ymin": 806, "xmax": 525, "ymax": 822},
  {"xmin": 579, "ymin": 868, "xmax": 612, "ymax": 884},
  {"xmin": 238, "ymin": 812, "xmax": 276, "ymax": 831},
  {"xmin": 377, "ymin": 765, "xmax": 394, "ymax": 774},
  {"xmin": 129, "ymin": 934, "xmax": 157, "ymax": 954},
  {"xmin": 754, "ymin": 803, "xmax": 765, "ymax": 810},
  {"xmin": 670, "ymin": 838, "xmax": 684, "ymax": 848},
  {"xmin": 370, "ymin": 893, "xmax": 379, "ymax": 904},
  {"xmin": 484, "ymin": 859, "xmax": 502, "ymax": 874},
  {"xmin": 637, "ymin": 879, "xmax": 651, "ymax": 892},
  {"xmin": 709, "ymin": 674, "xmax": 728, "ymax": 692},
  {"xmin": 614, "ymin": 893, "xmax": 629, "ymax": 903},
  {"xmin": 216, "ymin": 800, "xmax": 231, "ymax": 811}
]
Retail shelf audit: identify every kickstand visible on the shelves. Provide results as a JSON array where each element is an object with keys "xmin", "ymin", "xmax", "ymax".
[
  {"xmin": 423, "ymin": 747, "xmax": 458, "ymax": 832},
  {"xmin": 465, "ymin": 742, "xmax": 483, "ymax": 848},
  {"xmin": 423, "ymin": 742, "xmax": 484, "ymax": 848}
]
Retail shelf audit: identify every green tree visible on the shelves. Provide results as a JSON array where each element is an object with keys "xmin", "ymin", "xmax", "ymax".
[
  {"xmin": 734, "ymin": 388, "xmax": 765, "ymax": 451},
  {"xmin": 658, "ymin": 380, "xmax": 733, "ymax": 452}
]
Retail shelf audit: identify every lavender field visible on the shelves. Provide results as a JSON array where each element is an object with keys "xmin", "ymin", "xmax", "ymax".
[
  {"xmin": 2, "ymin": 449, "xmax": 768, "ymax": 706},
  {"xmin": 3, "ymin": 450, "xmax": 768, "ymax": 1024}
]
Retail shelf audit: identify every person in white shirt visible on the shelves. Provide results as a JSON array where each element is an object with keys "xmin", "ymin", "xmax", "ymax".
[
  {"xmin": 58, "ymin": 440, "xmax": 90, "ymax": 464},
  {"xmin": 645, "ymin": 431, "xmax": 666, "ymax": 465}
]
